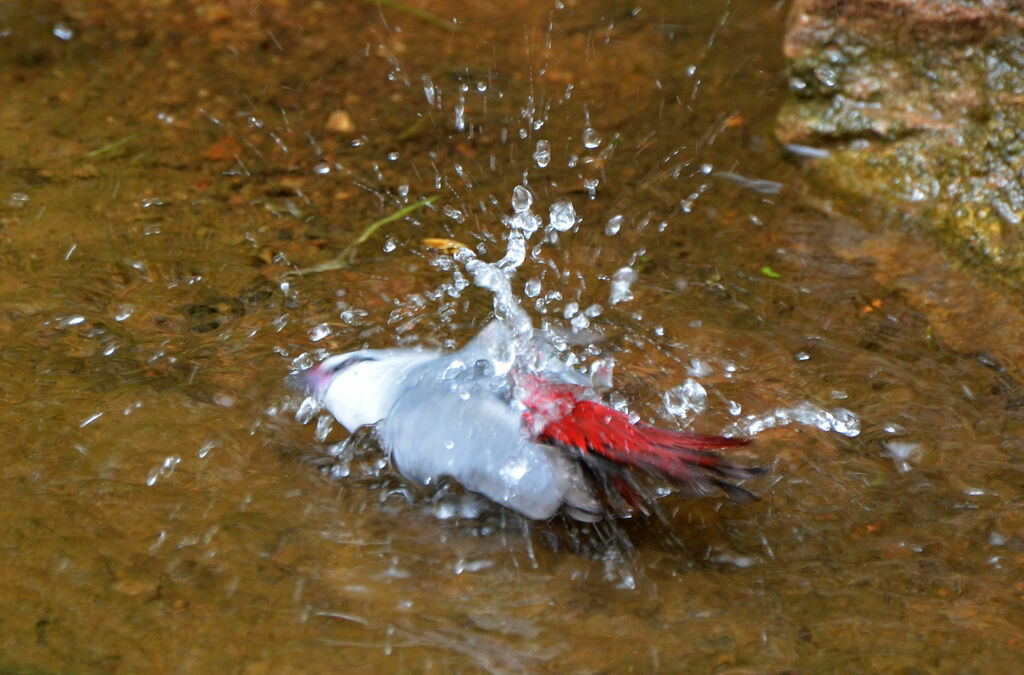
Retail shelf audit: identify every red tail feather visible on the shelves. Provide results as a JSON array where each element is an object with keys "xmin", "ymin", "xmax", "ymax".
[{"xmin": 518, "ymin": 373, "xmax": 759, "ymax": 486}]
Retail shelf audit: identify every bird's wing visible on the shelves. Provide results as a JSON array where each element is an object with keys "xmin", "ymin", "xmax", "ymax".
[{"xmin": 377, "ymin": 361, "xmax": 600, "ymax": 520}]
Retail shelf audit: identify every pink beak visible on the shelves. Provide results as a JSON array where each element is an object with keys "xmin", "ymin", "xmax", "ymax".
[{"xmin": 297, "ymin": 363, "xmax": 331, "ymax": 395}]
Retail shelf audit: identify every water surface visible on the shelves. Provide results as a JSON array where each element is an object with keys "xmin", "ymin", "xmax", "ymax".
[{"xmin": 2, "ymin": 0, "xmax": 1023, "ymax": 671}]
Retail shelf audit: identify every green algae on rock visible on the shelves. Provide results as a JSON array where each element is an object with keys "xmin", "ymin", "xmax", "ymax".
[{"xmin": 778, "ymin": 0, "xmax": 1024, "ymax": 282}]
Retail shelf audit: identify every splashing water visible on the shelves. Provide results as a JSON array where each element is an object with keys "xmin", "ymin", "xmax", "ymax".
[
  {"xmin": 548, "ymin": 198, "xmax": 576, "ymax": 232},
  {"xmin": 726, "ymin": 403, "xmax": 861, "ymax": 439},
  {"xmin": 605, "ymin": 214, "xmax": 623, "ymax": 236},
  {"xmin": 533, "ymin": 139, "xmax": 551, "ymax": 168},
  {"xmin": 609, "ymin": 267, "xmax": 637, "ymax": 305},
  {"xmin": 453, "ymin": 184, "xmax": 546, "ymax": 351},
  {"xmin": 663, "ymin": 379, "xmax": 708, "ymax": 425}
]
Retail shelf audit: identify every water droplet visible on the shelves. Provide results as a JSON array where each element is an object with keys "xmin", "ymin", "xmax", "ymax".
[
  {"xmin": 498, "ymin": 230, "xmax": 527, "ymax": 266},
  {"xmin": 499, "ymin": 456, "xmax": 529, "ymax": 483},
  {"xmin": 686, "ymin": 358, "xmax": 713, "ymax": 378},
  {"xmin": 441, "ymin": 359, "xmax": 466, "ymax": 380},
  {"xmin": 831, "ymin": 407, "xmax": 860, "ymax": 437},
  {"xmin": 453, "ymin": 558, "xmax": 494, "ymax": 574},
  {"xmin": 422, "ymin": 74, "xmax": 436, "ymax": 106},
  {"xmin": 884, "ymin": 440, "xmax": 920, "ymax": 473},
  {"xmin": 7, "ymin": 192, "xmax": 29, "ymax": 208},
  {"xmin": 454, "ymin": 95, "xmax": 466, "ymax": 132},
  {"xmin": 146, "ymin": 455, "xmax": 181, "ymax": 486},
  {"xmin": 52, "ymin": 22, "xmax": 74, "ymax": 41},
  {"xmin": 315, "ymin": 414, "xmax": 334, "ymax": 442},
  {"xmin": 583, "ymin": 177, "xmax": 599, "ymax": 198},
  {"xmin": 589, "ymin": 359, "xmax": 614, "ymax": 390},
  {"xmin": 583, "ymin": 127, "xmax": 601, "ymax": 149},
  {"xmin": 340, "ymin": 309, "xmax": 368, "ymax": 325},
  {"xmin": 786, "ymin": 403, "xmax": 833, "ymax": 431},
  {"xmin": 524, "ymin": 277, "xmax": 541, "ymax": 297},
  {"xmin": 605, "ymin": 214, "xmax": 623, "ymax": 236},
  {"xmin": 309, "ymin": 323, "xmax": 331, "ymax": 342},
  {"xmin": 681, "ymin": 192, "xmax": 699, "ymax": 213},
  {"xmin": 79, "ymin": 412, "xmax": 102, "ymax": 428},
  {"xmin": 548, "ymin": 198, "xmax": 576, "ymax": 231},
  {"xmin": 511, "ymin": 185, "xmax": 533, "ymax": 213},
  {"xmin": 295, "ymin": 397, "xmax": 321, "ymax": 425},
  {"xmin": 609, "ymin": 267, "xmax": 637, "ymax": 305},
  {"xmin": 663, "ymin": 379, "xmax": 707, "ymax": 420},
  {"xmin": 443, "ymin": 206, "xmax": 465, "ymax": 223},
  {"xmin": 435, "ymin": 502, "xmax": 457, "ymax": 519},
  {"xmin": 533, "ymin": 139, "xmax": 551, "ymax": 168}
]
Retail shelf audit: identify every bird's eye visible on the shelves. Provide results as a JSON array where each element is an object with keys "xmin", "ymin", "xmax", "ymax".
[{"xmin": 323, "ymin": 355, "xmax": 375, "ymax": 374}]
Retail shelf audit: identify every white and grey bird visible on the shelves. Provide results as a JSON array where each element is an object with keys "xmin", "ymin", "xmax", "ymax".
[{"xmin": 301, "ymin": 322, "xmax": 764, "ymax": 521}]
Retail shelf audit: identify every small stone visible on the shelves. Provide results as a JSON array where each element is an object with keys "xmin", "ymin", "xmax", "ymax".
[
  {"xmin": 72, "ymin": 164, "xmax": 99, "ymax": 179},
  {"xmin": 325, "ymin": 110, "xmax": 356, "ymax": 135}
]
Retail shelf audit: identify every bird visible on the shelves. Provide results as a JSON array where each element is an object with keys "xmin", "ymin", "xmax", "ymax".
[{"xmin": 300, "ymin": 321, "xmax": 766, "ymax": 521}]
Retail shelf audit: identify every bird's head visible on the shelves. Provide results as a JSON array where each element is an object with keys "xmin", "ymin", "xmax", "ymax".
[
  {"xmin": 301, "ymin": 348, "xmax": 437, "ymax": 432},
  {"xmin": 302, "ymin": 352, "xmax": 377, "ymax": 397}
]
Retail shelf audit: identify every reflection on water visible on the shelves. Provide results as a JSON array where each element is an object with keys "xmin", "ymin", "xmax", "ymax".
[{"xmin": 1, "ymin": 0, "xmax": 1023, "ymax": 671}]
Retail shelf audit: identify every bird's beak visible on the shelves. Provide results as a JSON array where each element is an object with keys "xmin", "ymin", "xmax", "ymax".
[{"xmin": 290, "ymin": 364, "xmax": 329, "ymax": 396}]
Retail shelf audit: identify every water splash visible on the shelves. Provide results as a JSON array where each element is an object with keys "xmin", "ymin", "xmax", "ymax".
[
  {"xmin": 663, "ymin": 379, "xmax": 708, "ymax": 424},
  {"xmin": 548, "ymin": 198, "xmax": 576, "ymax": 232},
  {"xmin": 533, "ymin": 139, "xmax": 551, "ymax": 168},
  {"xmin": 146, "ymin": 455, "xmax": 181, "ymax": 486},
  {"xmin": 309, "ymin": 323, "xmax": 331, "ymax": 342},
  {"xmin": 727, "ymin": 403, "xmax": 861, "ymax": 438},
  {"xmin": 883, "ymin": 440, "xmax": 922, "ymax": 473},
  {"xmin": 295, "ymin": 396, "xmax": 321, "ymax": 425},
  {"xmin": 453, "ymin": 184, "xmax": 551, "ymax": 351},
  {"xmin": 609, "ymin": 267, "xmax": 637, "ymax": 305}
]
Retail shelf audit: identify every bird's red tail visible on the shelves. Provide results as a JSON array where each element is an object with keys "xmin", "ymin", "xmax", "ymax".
[{"xmin": 518, "ymin": 374, "xmax": 765, "ymax": 502}]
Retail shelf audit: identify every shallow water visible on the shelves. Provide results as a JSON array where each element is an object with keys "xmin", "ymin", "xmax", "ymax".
[{"xmin": 2, "ymin": 0, "xmax": 1024, "ymax": 671}]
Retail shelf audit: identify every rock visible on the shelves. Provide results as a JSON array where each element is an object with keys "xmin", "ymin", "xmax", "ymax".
[{"xmin": 778, "ymin": 0, "xmax": 1024, "ymax": 283}]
